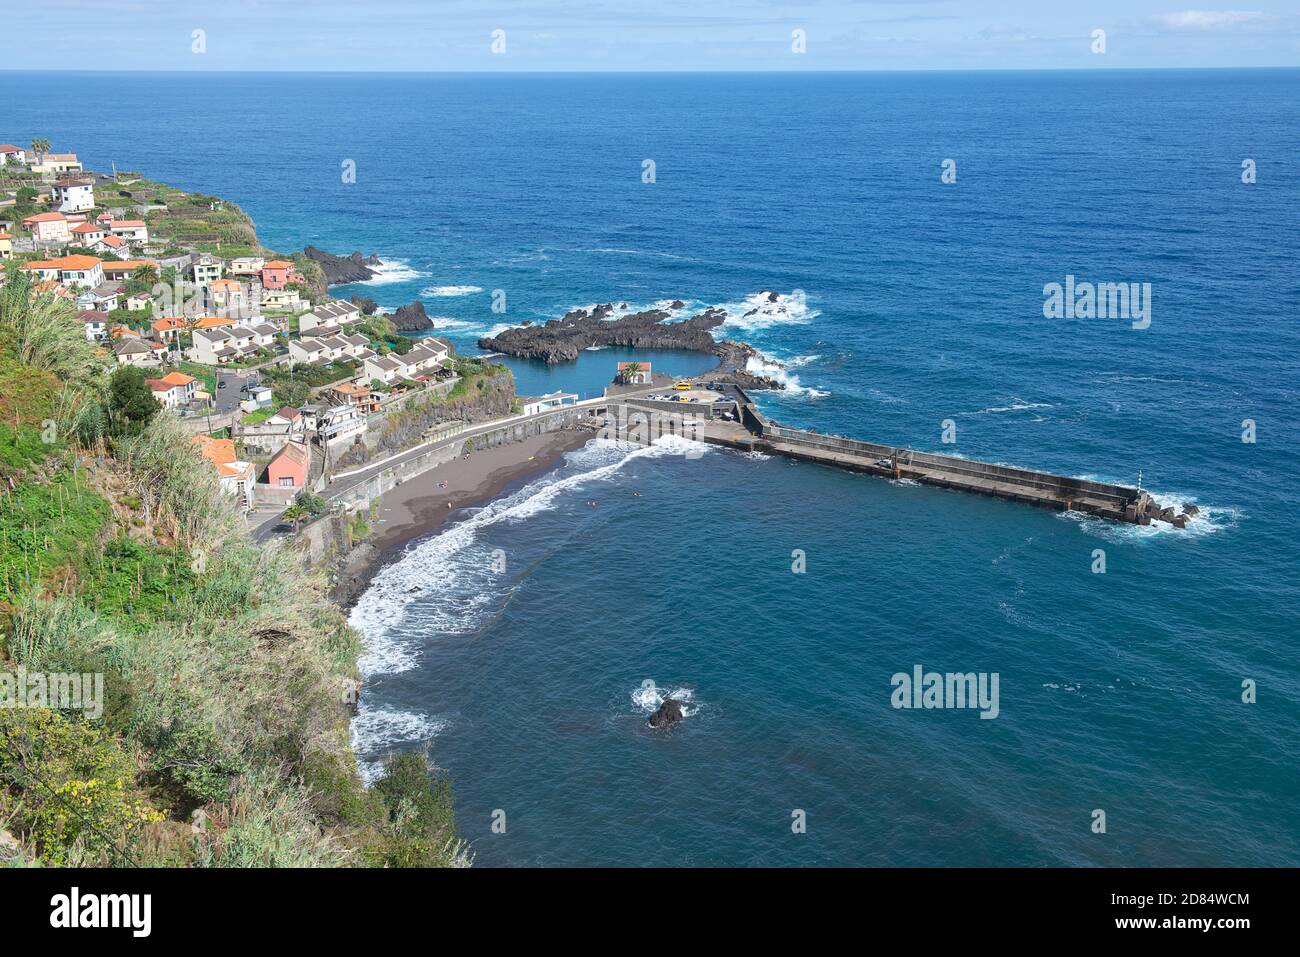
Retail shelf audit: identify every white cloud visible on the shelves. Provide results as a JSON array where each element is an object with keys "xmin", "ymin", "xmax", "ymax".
[{"xmin": 1152, "ymin": 10, "xmax": 1265, "ymax": 30}]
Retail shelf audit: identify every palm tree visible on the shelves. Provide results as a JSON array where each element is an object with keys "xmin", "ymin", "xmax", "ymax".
[
  {"xmin": 621, "ymin": 361, "xmax": 643, "ymax": 384},
  {"xmin": 29, "ymin": 138, "xmax": 50, "ymax": 166},
  {"xmin": 282, "ymin": 504, "xmax": 308, "ymax": 531}
]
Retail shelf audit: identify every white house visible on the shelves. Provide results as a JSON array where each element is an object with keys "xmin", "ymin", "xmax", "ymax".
[
  {"xmin": 247, "ymin": 322, "xmax": 279, "ymax": 348},
  {"xmin": 300, "ymin": 300, "xmax": 362, "ymax": 334},
  {"xmin": 108, "ymin": 219, "xmax": 149, "ymax": 244},
  {"xmin": 22, "ymin": 255, "xmax": 104, "ymax": 289},
  {"xmin": 362, "ymin": 354, "xmax": 406, "ymax": 385},
  {"xmin": 92, "ymin": 234, "xmax": 130, "ymax": 259},
  {"xmin": 76, "ymin": 284, "xmax": 120, "ymax": 312},
  {"xmin": 113, "ymin": 338, "xmax": 164, "ymax": 368},
  {"xmin": 190, "ymin": 254, "xmax": 223, "ymax": 287},
  {"xmin": 239, "ymin": 383, "xmax": 274, "ymax": 412},
  {"xmin": 289, "ymin": 338, "xmax": 330, "ymax": 366},
  {"xmin": 51, "ymin": 176, "xmax": 95, "ymax": 213},
  {"xmin": 77, "ymin": 310, "xmax": 109, "ymax": 341},
  {"xmin": 145, "ymin": 372, "xmax": 198, "ymax": 409},
  {"xmin": 521, "ymin": 391, "xmax": 579, "ymax": 416},
  {"xmin": 318, "ymin": 405, "xmax": 367, "ymax": 446},
  {"xmin": 71, "ymin": 221, "xmax": 107, "ymax": 245},
  {"xmin": 0, "ymin": 145, "xmax": 26, "ymax": 165},
  {"xmin": 189, "ymin": 325, "xmax": 260, "ymax": 364},
  {"xmin": 260, "ymin": 287, "xmax": 305, "ymax": 312},
  {"xmin": 227, "ymin": 256, "xmax": 265, "ymax": 276}
]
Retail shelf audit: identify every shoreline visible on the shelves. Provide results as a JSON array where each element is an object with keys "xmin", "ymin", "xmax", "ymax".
[{"xmin": 333, "ymin": 428, "xmax": 593, "ymax": 608}]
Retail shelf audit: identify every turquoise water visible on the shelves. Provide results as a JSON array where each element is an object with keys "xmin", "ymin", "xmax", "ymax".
[{"xmin": 6, "ymin": 70, "xmax": 1297, "ymax": 865}]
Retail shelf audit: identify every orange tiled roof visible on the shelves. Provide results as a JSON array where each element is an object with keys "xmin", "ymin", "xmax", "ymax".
[
  {"xmin": 193, "ymin": 316, "xmax": 236, "ymax": 329},
  {"xmin": 263, "ymin": 260, "xmax": 293, "ymax": 269},
  {"xmin": 151, "ymin": 317, "xmax": 186, "ymax": 331},
  {"xmin": 23, "ymin": 212, "xmax": 68, "ymax": 224},
  {"xmin": 21, "ymin": 255, "xmax": 102, "ymax": 272},
  {"xmin": 159, "ymin": 371, "xmax": 195, "ymax": 387}
]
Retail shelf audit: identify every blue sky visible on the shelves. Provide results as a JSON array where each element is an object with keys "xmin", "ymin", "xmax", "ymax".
[{"xmin": 2, "ymin": 1, "xmax": 1297, "ymax": 71}]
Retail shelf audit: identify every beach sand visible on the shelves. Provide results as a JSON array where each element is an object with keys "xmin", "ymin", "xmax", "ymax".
[{"xmin": 334, "ymin": 428, "xmax": 593, "ymax": 606}]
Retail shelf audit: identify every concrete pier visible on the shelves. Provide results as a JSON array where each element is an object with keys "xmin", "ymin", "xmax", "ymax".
[{"xmin": 597, "ymin": 386, "xmax": 1176, "ymax": 526}]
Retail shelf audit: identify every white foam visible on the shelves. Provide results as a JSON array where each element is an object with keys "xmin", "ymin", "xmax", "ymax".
[
  {"xmin": 421, "ymin": 284, "xmax": 483, "ymax": 297},
  {"xmin": 355, "ymin": 258, "xmax": 428, "ymax": 285},
  {"xmin": 349, "ymin": 438, "xmax": 708, "ymax": 676},
  {"xmin": 744, "ymin": 354, "xmax": 829, "ymax": 398},
  {"xmin": 1057, "ymin": 491, "xmax": 1240, "ymax": 542},
  {"xmin": 719, "ymin": 290, "xmax": 820, "ymax": 332},
  {"xmin": 350, "ymin": 706, "xmax": 447, "ymax": 783},
  {"xmin": 964, "ymin": 399, "xmax": 1056, "ymax": 416},
  {"xmin": 631, "ymin": 680, "xmax": 699, "ymax": 718},
  {"xmin": 784, "ymin": 354, "xmax": 820, "ymax": 369}
]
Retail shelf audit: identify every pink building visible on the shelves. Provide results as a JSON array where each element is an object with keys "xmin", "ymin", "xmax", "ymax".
[
  {"xmin": 266, "ymin": 439, "xmax": 310, "ymax": 489},
  {"xmin": 260, "ymin": 259, "xmax": 296, "ymax": 290}
]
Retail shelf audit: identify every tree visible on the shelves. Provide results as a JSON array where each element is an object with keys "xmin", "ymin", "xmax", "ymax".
[
  {"xmin": 281, "ymin": 504, "xmax": 308, "ymax": 531},
  {"xmin": 620, "ymin": 362, "xmax": 643, "ymax": 384},
  {"xmin": 29, "ymin": 138, "xmax": 50, "ymax": 166},
  {"xmin": 124, "ymin": 265, "xmax": 160, "ymax": 299},
  {"xmin": 108, "ymin": 365, "xmax": 158, "ymax": 434}
]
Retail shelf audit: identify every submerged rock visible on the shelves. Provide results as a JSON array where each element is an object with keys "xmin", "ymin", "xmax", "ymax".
[{"xmin": 648, "ymin": 698, "xmax": 686, "ymax": 729}]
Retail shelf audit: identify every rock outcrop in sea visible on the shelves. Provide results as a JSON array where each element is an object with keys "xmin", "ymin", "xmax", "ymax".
[
  {"xmin": 303, "ymin": 246, "xmax": 382, "ymax": 285},
  {"xmin": 648, "ymin": 698, "xmax": 686, "ymax": 729},
  {"xmin": 478, "ymin": 296, "xmax": 794, "ymax": 390},
  {"xmin": 390, "ymin": 300, "xmax": 435, "ymax": 332}
]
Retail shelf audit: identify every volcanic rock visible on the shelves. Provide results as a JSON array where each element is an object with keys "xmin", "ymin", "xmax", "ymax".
[
  {"xmin": 303, "ymin": 246, "xmax": 379, "ymax": 285},
  {"xmin": 390, "ymin": 300, "xmax": 434, "ymax": 332},
  {"xmin": 648, "ymin": 698, "xmax": 686, "ymax": 729}
]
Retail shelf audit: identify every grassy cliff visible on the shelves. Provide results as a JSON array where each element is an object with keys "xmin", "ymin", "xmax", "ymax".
[{"xmin": 0, "ymin": 268, "xmax": 464, "ymax": 867}]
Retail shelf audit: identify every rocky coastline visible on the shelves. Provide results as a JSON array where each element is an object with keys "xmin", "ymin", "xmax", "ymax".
[
  {"xmin": 478, "ymin": 293, "xmax": 794, "ymax": 390},
  {"xmin": 302, "ymin": 245, "xmax": 382, "ymax": 284}
]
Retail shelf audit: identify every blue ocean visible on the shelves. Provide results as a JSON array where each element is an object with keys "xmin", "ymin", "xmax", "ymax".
[{"xmin": 5, "ymin": 69, "xmax": 1297, "ymax": 866}]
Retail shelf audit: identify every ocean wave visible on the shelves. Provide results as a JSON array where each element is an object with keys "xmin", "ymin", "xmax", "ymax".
[
  {"xmin": 421, "ymin": 284, "xmax": 484, "ymax": 297},
  {"xmin": 963, "ymin": 399, "xmax": 1056, "ymax": 416},
  {"xmin": 349, "ymin": 438, "xmax": 709, "ymax": 676},
  {"xmin": 355, "ymin": 258, "xmax": 429, "ymax": 285},
  {"xmin": 719, "ymin": 290, "xmax": 820, "ymax": 332},
  {"xmin": 744, "ymin": 353, "xmax": 829, "ymax": 398},
  {"xmin": 350, "ymin": 706, "xmax": 448, "ymax": 783},
  {"xmin": 631, "ymin": 680, "xmax": 699, "ymax": 718},
  {"xmin": 1057, "ymin": 491, "xmax": 1240, "ymax": 542}
]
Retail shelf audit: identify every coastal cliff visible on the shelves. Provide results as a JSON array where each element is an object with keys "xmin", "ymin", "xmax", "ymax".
[
  {"xmin": 303, "ymin": 246, "xmax": 382, "ymax": 285},
  {"xmin": 0, "ymin": 189, "xmax": 465, "ymax": 867}
]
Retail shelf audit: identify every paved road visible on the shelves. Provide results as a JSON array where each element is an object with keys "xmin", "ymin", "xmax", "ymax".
[{"xmin": 246, "ymin": 379, "xmax": 716, "ymax": 544}]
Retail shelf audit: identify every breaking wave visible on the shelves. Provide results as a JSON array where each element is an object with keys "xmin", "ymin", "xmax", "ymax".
[
  {"xmin": 349, "ymin": 437, "xmax": 712, "ymax": 678},
  {"xmin": 745, "ymin": 353, "xmax": 829, "ymax": 398},
  {"xmin": 421, "ymin": 284, "xmax": 484, "ymax": 297},
  {"xmin": 631, "ymin": 680, "xmax": 699, "ymax": 718},
  {"xmin": 719, "ymin": 290, "xmax": 820, "ymax": 332},
  {"xmin": 355, "ymin": 258, "xmax": 428, "ymax": 285}
]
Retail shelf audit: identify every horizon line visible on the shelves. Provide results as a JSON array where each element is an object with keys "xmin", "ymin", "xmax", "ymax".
[{"xmin": 2, "ymin": 65, "xmax": 1298, "ymax": 76}]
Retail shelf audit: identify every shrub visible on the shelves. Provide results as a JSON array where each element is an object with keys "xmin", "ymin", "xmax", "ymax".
[{"xmin": 0, "ymin": 709, "xmax": 164, "ymax": 866}]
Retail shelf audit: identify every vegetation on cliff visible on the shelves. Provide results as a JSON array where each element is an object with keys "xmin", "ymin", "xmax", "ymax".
[{"xmin": 0, "ymin": 268, "xmax": 465, "ymax": 867}]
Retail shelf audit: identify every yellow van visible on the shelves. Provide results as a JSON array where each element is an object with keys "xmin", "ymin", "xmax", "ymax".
[{"xmin": 673, "ymin": 382, "xmax": 691, "ymax": 391}]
